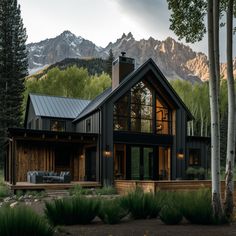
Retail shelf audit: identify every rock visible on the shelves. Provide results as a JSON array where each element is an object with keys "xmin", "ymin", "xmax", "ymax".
[{"xmin": 10, "ymin": 202, "xmax": 18, "ymax": 208}]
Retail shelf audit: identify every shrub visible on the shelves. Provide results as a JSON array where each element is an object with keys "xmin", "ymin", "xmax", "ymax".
[
  {"xmin": 120, "ymin": 188, "xmax": 162, "ymax": 219},
  {"xmin": 0, "ymin": 206, "xmax": 53, "ymax": 236},
  {"xmin": 45, "ymin": 196, "xmax": 100, "ymax": 225},
  {"xmin": 160, "ymin": 204, "xmax": 183, "ymax": 225},
  {"xmin": 0, "ymin": 184, "xmax": 10, "ymax": 199},
  {"xmin": 98, "ymin": 198, "xmax": 128, "ymax": 224},
  {"xmin": 159, "ymin": 191, "xmax": 183, "ymax": 225},
  {"xmin": 95, "ymin": 186, "xmax": 117, "ymax": 195},
  {"xmin": 181, "ymin": 188, "xmax": 217, "ymax": 224},
  {"xmin": 69, "ymin": 184, "xmax": 93, "ymax": 195}
]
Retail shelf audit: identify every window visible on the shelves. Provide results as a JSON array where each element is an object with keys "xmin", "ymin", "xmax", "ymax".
[
  {"xmin": 50, "ymin": 120, "xmax": 65, "ymax": 131},
  {"xmin": 156, "ymin": 97, "xmax": 172, "ymax": 135},
  {"xmin": 188, "ymin": 149, "xmax": 201, "ymax": 166},
  {"xmin": 86, "ymin": 119, "xmax": 91, "ymax": 132},
  {"xmin": 113, "ymin": 81, "xmax": 154, "ymax": 133},
  {"xmin": 113, "ymin": 80, "xmax": 172, "ymax": 134},
  {"xmin": 35, "ymin": 118, "xmax": 39, "ymax": 129}
]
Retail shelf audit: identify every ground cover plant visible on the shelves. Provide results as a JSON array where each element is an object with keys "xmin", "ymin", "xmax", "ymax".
[
  {"xmin": 45, "ymin": 195, "xmax": 100, "ymax": 225},
  {"xmin": 0, "ymin": 206, "xmax": 53, "ymax": 236}
]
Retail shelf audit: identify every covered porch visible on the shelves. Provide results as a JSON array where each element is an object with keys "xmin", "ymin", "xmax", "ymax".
[{"xmin": 5, "ymin": 128, "xmax": 100, "ymax": 187}]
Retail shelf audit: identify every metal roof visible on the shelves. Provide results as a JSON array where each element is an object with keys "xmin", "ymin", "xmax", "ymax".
[
  {"xmin": 30, "ymin": 94, "xmax": 91, "ymax": 119},
  {"xmin": 73, "ymin": 88, "xmax": 112, "ymax": 122}
]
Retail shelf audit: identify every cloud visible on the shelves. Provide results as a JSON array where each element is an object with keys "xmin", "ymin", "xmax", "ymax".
[{"xmin": 115, "ymin": 0, "xmax": 174, "ymax": 39}]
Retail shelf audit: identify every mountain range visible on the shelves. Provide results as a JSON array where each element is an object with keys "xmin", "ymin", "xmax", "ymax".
[{"xmin": 27, "ymin": 30, "xmax": 236, "ymax": 82}]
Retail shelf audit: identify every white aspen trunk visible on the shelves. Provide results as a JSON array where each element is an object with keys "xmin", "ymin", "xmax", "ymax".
[
  {"xmin": 224, "ymin": 0, "xmax": 235, "ymax": 218},
  {"xmin": 191, "ymin": 120, "xmax": 194, "ymax": 136},
  {"xmin": 208, "ymin": 0, "xmax": 223, "ymax": 218}
]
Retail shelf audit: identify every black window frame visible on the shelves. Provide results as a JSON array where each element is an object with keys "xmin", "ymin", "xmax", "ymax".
[{"xmin": 188, "ymin": 148, "xmax": 201, "ymax": 166}]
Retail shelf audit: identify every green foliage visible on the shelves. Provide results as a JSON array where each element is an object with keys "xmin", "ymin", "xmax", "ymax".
[
  {"xmin": 160, "ymin": 204, "xmax": 183, "ymax": 225},
  {"xmin": 24, "ymin": 66, "xmax": 111, "ymax": 109},
  {"xmin": 95, "ymin": 186, "xmax": 117, "ymax": 195},
  {"xmin": 120, "ymin": 188, "xmax": 162, "ymax": 219},
  {"xmin": 0, "ymin": 206, "xmax": 53, "ymax": 236},
  {"xmin": 0, "ymin": 0, "xmax": 28, "ymax": 164},
  {"xmin": 0, "ymin": 184, "xmax": 10, "ymax": 199},
  {"xmin": 180, "ymin": 188, "xmax": 224, "ymax": 224},
  {"xmin": 69, "ymin": 185, "xmax": 117, "ymax": 196},
  {"xmin": 45, "ymin": 196, "xmax": 100, "ymax": 225},
  {"xmin": 167, "ymin": 0, "xmax": 207, "ymax": 43},
  {"xmin": 158, "ymin": 191, "xmax": 183, "ymax": 225},
  {"xmin": 98, "ymin": 198, "xmax": 128, "ymax": 224}
]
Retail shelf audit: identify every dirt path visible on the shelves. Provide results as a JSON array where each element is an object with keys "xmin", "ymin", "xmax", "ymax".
[{"xmin": 54, "ymin": 219, "xmax": 236, "ymax": 236}]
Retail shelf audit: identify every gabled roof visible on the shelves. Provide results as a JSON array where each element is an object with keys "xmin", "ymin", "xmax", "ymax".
[
  {"xmin": 26, "ymin": 93, "xmax": 90, "ymax": 119},
  {"xmin": 74, "ymin": 58, "xmax": 193, "ymax": 122}
]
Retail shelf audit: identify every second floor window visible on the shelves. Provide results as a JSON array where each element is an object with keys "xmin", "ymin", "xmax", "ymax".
[
  {"xmin": 50, "ymin": 120, "xmax": 65, "ymax": 132},
  {"xmin": 113, "ymin": 80, "xmax": 172, "ymax": 134}
]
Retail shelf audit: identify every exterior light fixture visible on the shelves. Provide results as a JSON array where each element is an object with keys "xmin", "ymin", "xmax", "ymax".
[
  {"xmin": 177, "ymin": 148, "xmax": 184, "ymax": 160},
  {"xmin": 104, "ymin": 145, "xmax": 111, "ymax": 158}
]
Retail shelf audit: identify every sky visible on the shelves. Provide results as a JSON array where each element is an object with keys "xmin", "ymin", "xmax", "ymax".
[{"xmin": 18, "ymin": 0, "xmax": 235, "ymax": 61}]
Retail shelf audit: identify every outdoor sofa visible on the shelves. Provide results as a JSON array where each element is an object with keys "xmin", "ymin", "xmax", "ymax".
[{"xmin": 27, "ymin": 171, "xmax": 71, "ymax": 184}]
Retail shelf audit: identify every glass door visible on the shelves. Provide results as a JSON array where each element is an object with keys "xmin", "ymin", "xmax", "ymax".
[
  {"xmin": 158, "ymin": 146, "xmax": 171, "ymax": 180},
  {"xmin": 143, "ymin": 147, "xmax": 153, "ymax": 180},
  {"xmin": 130, "ymin": 146, "xmax": 153, "ymax": 180},
  {"xmin": 131, "ymin": 147, "xmax": 140, "ymax": 180}
]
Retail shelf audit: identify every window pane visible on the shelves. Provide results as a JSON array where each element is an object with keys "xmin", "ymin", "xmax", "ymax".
[
  {"xmin": 131, "ymin": 147, "xmax": 140, "ymax": 180},
  {"xmin": 189, "ymin": 149, "xmax": 201, "ymax": 166},
  {"xmin": 143, "ymin": 147, "xmax": 153, "ymax": 180},
  {"xmin": 50, "ymin": 120, "xmax": 65, "ymax": 131}
]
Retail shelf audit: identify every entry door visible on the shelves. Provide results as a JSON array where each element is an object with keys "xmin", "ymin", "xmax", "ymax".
[
  {"xmin": 131, "ymin": 146, "xmax": 153, "ymax": 180},
  {"xmin": 85, "ymin": 147, "xmax": 96, "ymax": 181}
]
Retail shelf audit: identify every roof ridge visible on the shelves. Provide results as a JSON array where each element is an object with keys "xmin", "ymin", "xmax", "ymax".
[{"xmin": 29, "ymin": 93, "xmax": 91, "ymax": 102}]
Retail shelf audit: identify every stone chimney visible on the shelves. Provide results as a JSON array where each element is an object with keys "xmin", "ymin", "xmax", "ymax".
[{"xmin": 112, "ymin": 52, "xmax": 135, "ymax": 90}]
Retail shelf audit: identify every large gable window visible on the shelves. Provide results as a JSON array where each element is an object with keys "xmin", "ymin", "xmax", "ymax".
[
  {"xmin": 113, "ymin": 80, "xmax": 172, "ymax": 135},
  {"xmin": 130, "ymin": 81, "xmax": 153, "ymax": 133}
]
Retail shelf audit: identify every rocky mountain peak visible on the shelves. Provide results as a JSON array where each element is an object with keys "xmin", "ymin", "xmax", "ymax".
[{"xmin": 27, "ymin": 30, "xmax": 236, "ymax": 82}]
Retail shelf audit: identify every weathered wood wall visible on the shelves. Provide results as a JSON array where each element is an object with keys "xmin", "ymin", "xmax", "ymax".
[{"xmin": 16, "ymin": 143, "xmax": 55, "ymax": 182}]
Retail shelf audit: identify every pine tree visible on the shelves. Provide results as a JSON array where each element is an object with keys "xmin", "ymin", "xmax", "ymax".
[
  {"xmin": 106, "ymin": 49, "xmax": 114, "ymax": 78},
  {"xmin": 0, "ymin": 0, "xmax": 28, "ymax": 163}
]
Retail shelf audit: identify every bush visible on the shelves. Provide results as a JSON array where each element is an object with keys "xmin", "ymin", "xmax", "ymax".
[
  {"xmin": 120, "ymin": 188, "xmax": 162, "ymax": 219},
  {"xmin": 0, "ymin": 184, "xmax": 10, "ymax": 199},
  {"xmin": 0, "ymin": 206, "xmax": 53, "ymax": 236},
  {"xmin": 159, "ymin": 191, "xmax": 183, "ymax": 225},
  {"xmin": 45, "ymin": 196, "xmax": 100, "ymax": 225},
  {"xmin": 160, "ymin": 204, "xmax": 183, "ymax": 225},
  {"xmin": 69, "ymin": 184, "xmax": 93, "ymax": 195},
  {"xmin": 98, "ymin": 198, "xmax": 128, "ymax": 224},
  {"xmin": 96, "ymin": 186, "xmax": 117, "ymax": 195},
  {"xmin": 181, "ymin": 188, "xmax": 216, "ymax": 224}
]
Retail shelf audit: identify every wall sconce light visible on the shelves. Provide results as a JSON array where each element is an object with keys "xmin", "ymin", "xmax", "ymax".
[
  {"xmin": 177, "ymin": 148, "xmax": 184, "ymax": 160},
  {"xmin": 104, "ymin": 145, "xmax": 112, "ymax": 158}
]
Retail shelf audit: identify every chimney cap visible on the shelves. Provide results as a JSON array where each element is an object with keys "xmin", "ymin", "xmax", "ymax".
[{"xmin": 121, "ymin": 51, "xmax": 126, "ymax": 57}]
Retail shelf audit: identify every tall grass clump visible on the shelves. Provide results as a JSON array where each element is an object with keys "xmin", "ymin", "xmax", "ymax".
[
  {"xmin": 98, "ymin": 198, "xmax": 128, "ymax": 224},
  {"xmin": 96, "ymin": 186, "xmax": 117, "ymax": 195},
  {"xmin": 181, "ymin": 188, "xmax": 226, "ymax": 224},
  {"xmin": 0, "ymin": 206, "xmax": 53, "ymax": 236},
  {"xmin": 45, "ymin": 196, "xmax": 100, "ymax": 225},
  {"xmin": 120, "ymin": 188, "xmax": 162, "ymax": 219},
  {"xmin": 159, "ymin": 191, "xmax": 183, "ymax": 225},
  {"xmin": 69, "ymin": 184, "xmax": 93, "ymax": 195}
]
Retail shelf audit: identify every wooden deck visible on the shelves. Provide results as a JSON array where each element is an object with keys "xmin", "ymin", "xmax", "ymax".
[{"xmin": 6, "ymin": 181, "xmax": 101, "ymax": 191}]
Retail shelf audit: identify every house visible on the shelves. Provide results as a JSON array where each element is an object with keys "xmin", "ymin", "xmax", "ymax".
[{"xmin": 4, "ymin": 53, "xmax": 210, "ymax": 190}]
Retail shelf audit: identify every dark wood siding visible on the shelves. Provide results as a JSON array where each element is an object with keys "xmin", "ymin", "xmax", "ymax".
[{"xmin": 76, "ymin": 112, "xmax": 100, "ymax": 134}]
